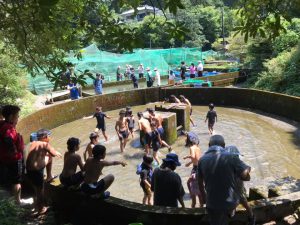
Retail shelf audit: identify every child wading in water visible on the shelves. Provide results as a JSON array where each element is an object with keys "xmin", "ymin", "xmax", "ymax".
[
  {"xmin": 81, "ymin": 144, "xmax": 127, "ymax": 197},
  {"xmin": 84, "ymin": 106, "xmax": 111, "ymax": 141},
  {"xmin": 205, "ymin": 103, "xmax": 217, "ymax": 135},
  {"xmin": 183, "ymin": 132, "xmax": 203, "ymax": 208},
  {"xmin": 59, "ymin": 137, "xmax": 84, "ymax": 188},
  {"xmin": 115, "ymin": 110, "xmax": 129, "ymax": 153},
  {"xmin": 136, "ymin": 155, "xmax": 153, "ymax": 205},
  {"xmin": 83, "ymin": 132, "xmax": 99, "ymax": 161},
  {"xmin": 150, "ymin": 121, "xmax": 171, "ymax": 165},
  {"xmin": 126, "ymin": 110, "xmax": 135, "ymax": 138}
]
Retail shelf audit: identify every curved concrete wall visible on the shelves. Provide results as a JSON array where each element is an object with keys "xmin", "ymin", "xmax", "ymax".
[
  {"xmin": 18, "ymin": 87, "xmax": 160, "ymax": 143},
  {"xmin": 160, "ymin": 87, "xmax": 300, "ymax": 123}
]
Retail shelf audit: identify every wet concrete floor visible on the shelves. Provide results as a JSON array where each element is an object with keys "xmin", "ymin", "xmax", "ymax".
[{"xmin": 43, "ymin": 103, "xmax": 300, "ymax": 207}]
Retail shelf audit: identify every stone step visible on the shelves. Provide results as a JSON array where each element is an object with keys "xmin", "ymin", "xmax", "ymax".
[
  {"xmin": 268, "ymin": 176, "xmax": 300, "ymax": 198},
  {"xmin": 249, "ymin": 186, "xmax": 269, "ymax": 201}
]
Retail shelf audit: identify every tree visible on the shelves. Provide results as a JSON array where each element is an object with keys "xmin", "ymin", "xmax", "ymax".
[
  {"xmin": 234, "ymin": 0, "xmax": 300, "ymax": 41},
  {"xmin": 0, "ymin": 42, "xmax": 26, "ymax": 105},
  {"xmin": 0, "ymin": 0, "xmax": 187, "ymax": 85}
]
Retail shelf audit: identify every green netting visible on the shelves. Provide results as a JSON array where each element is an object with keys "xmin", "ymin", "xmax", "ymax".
[{"xmin": 29, "ymin": 44, "xmax": 218, "ymax": 95}]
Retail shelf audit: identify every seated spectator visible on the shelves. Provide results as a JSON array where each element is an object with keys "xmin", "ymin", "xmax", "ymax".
[
  {"xmin": 26, "ymin": 129, "xmax": 62, "ymax": 215},
  {"xmin": 151, "ymin": 153, "xmax": 185, "ymax": 207},
  {"xmin": 59, "ymin": 137, "xmax": 84, "ymax": 188},
  {"xmin": 81, "ymin": 145, "xmax": 127, "ymax": 197}
]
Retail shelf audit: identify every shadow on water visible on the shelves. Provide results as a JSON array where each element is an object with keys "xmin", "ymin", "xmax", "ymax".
[
  {"xmin": 123, "ymin": 152, "xmax": 145, "ymax": 160},
  {"xmin": 289, "ymin": 126, "xmax": 300, "ymax": 150}
]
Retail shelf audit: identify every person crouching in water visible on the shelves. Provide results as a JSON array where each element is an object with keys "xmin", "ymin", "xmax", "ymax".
[
  {"xmin": 136, "ymin": 155, "xmax": 153, "ymax": 205},
  {"xmin": 26, "ymin": 129, "xmax": 62, "ymax": 215},
  {"xmin": 183, "ymin": 132, "xmax": 203, "ymax": 208},
  {"xmin": 59, "ymin": 137, "xmax": 84, "ymax": 188},
  {"xmin": 81, "ymin": 144, "xmax": 127, "ymax": 197},
  {"xmin": 115, "ymin": 110, "xmax": 129, "ymax": 153}
]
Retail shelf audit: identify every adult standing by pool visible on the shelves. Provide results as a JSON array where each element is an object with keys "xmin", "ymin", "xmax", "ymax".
[
  {"xmin": 94, "ymin": 73, "xmax": 103, "ymax": 95},
  {"xmin": 151, "ymin": 153, "xmax": 185, "ymax": 208},
  {"xmin": 0, "ymin": 105, "xmax": 30, "ymax": 205},
  {"xmin": 197, "ymin": 135, "xmax": 251, "ymax": 225},
  {"xmin": 116, "ymin": 66, "xmax": 122, "ymax": 81},
  {"xmin": 197, "ymin": 61, "xmax": 203, "ymax": 77},
  {"xmin": 180, "ymin": 61, "xmax": 186, "ymax": 80},
  {"xmin": 189, "ymin": 63, "xmax": 196, "ymax": 78},
  {"xmin": 154, "ymin": 68, "xmax": 161, "ymax": 86},
  {"xmin": 146, "ymin": 67, "xmax": 154, "ymax": 88},
  {"xmin": 138, "ymin": 64, "xmax": 144, "ymax": 78}
]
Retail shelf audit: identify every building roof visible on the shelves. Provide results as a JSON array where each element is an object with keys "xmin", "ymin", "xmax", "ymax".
[{"xmin": 121, "ymin": 5, "xmax": 161, "ymax": 16}]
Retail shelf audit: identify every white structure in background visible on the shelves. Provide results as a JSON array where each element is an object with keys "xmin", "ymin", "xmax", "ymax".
[{"xmin": 120, "ymin": 5, "xmax": 162, "ymax": 22}]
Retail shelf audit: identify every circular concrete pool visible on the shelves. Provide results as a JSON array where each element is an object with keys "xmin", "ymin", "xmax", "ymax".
[{"xmin": 43, "ymin": 103, "xmax": 300, "ymax": 207}]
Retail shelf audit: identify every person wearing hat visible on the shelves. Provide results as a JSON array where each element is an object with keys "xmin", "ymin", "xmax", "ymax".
[
  {"xmin": 151, "ymin": 153, "xmax": 185, "ymax": 207},
  {"xmin": 94, "ymin": 73, "xmax": 104, "ymax": 95},
  {"xmin": 83, "ymin": 132, "xmax": 99, "ymax": 161},
  {"xmin": 138, "ymin": 64, "xmax": 144, "ymax": 78},
  {"xmin": 183, "ymin": 132, "xmax": 203, "ymax": 208},
  {"xmin": 154, "ymin": 68, "xmax": 161, "ymax": 86},
  {"xmin": 145, "ymin": 67, "xmax": 154, "ymax": 87},
  {"xmin": 26, "ymin": 128, "xmax": 62, "ymax": 215},
  {"xmin": 197, "ymin": 60, "xmax": 204, "ymax": 77},
  {"xmin": 115, "ymin": 110, "xmax": 129, "ymax": 153},
  {"xmin": 224, "ymin": 146, "xmax": 255, "ymax": 225},
  {"xmin": 197, "ymin": 135, "xmax": 252, "ymax": 225}
]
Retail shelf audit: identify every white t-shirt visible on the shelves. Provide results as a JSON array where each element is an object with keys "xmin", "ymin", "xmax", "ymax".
[
  {"xmin": 197, "ymin": 63, "xmax": 203, "ymax": 72},
  {"xmin": 155, "ymin": 71, "xmax": 161, "ymax": 85},
  {"xmin": 169, "ymin": 72, "xmax": 175, "ymax": 80},
  {"xmin": 138, "ymin": 66, "xmax": 144, "ymax": 74}
]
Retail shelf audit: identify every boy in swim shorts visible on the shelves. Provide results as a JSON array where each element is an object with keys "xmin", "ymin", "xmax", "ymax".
[
  {"xmin": 115, "ymin": 110, "xmax": 129, "ymax": 153},
  {"xmin": 81, "ymin": 144, "xmax": 127, "ymax": 197}
]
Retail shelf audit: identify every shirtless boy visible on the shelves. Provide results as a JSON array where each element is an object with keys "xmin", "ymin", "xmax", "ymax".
[
  {"xmin": 115, "ymin": 110, "xmax": 129, "ymax": 153},
  {"xmin": 81, "ymin": 144, "xmax": 127, "ymax": 196},
  {"xmin": 83, "ymin": 132, "xmax": 99, "ymax": 161},
  {"xmin": 183, "ymin": 132, "xmax": 203, "ymax": 208},
  {"xmin": 148, "ymin": 108, "xmax": 172, "ymax": 152},
  {"xmin": 26, "ymin": 129, "xmax": 62, "ymax": 214},
  {"xmin": 137, "ymin": 112, "xmax": 152, "ymax": 154},
  {"xmin": 60, "ymin": 137, "xmax": 84, "ymax": 187},
  {"xmin": 179, "ymin": 95, "xmax": 196, "ymax": 127}
]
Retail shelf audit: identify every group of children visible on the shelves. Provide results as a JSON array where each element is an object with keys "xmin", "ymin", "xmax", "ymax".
[{"xmin": 25, "ymin": 96, "xmax": 220, "ymax": 215}]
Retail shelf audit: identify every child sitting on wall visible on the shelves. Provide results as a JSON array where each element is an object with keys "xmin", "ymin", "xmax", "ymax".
[
  {"xmin": 81, "ymin": 145, "xmax": 127, "ymax": 198},
  {"xmin": 59, "ymin": 137, "xmax": 84, "ymax": 188}
]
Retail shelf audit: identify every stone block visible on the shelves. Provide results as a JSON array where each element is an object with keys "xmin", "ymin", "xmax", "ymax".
[
  {"xmin": 155, "ymin": 104, "xmax": 190, "ymax": 132},
  {"xmin": 268, "ymin": 177, "xmax": 300, "ymax": 197},
  {"xmin": 249, "ymin": 186, "xmax": 269, "ymax": 201}
]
